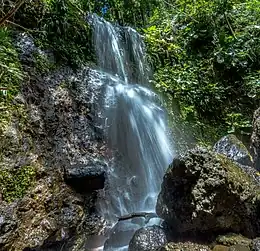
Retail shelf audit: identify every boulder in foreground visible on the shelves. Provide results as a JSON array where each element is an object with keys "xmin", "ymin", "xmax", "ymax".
[{"xmin": 156, "ymin": 147, "xmax": 260, "ymax": 238}]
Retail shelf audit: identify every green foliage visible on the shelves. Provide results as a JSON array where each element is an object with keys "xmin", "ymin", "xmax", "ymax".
[
  {"xmin": 144, "ymin": 0, "xmax": 260, "ymax": 140},
  {"xmin": 0, "ymin": 165, "xmax": 36, "ymax": 202},
  {"xmin": 42, "ymin": 0, "xmax": 93, "ymax": 66},
  {"xmin": 35, "ymin": 0, "xmax": 93, "ymax": 66},
  {"xmin": 88, "ymin": 0, "xmax": 160, "ymax": 26},
  {"xmin": 0, "ymin": 27, "xmax": 23, "ymax": 100},
  {"xmin": 33, "ymin": 51, "xmax": 56, "ymax": 73},
  {"xmin": 7, "ymin": 0, "xmax": 94, "ymax": 67}
]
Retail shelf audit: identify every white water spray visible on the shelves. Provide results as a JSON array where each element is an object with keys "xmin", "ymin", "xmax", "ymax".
[{"xmin": 89, "ymin": 14, "xmax": 174, "ymax": 251}]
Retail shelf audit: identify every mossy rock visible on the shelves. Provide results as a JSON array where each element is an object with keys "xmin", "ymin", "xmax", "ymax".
[
  {"xmin": 156, "ymin": 147, "xmax": 260, "ymax": 238},
  {"xmin": 0, "ymin": 165, "xmax": 36, "ymax": 203},
  {"xmin": 216, "ymin": 234, "xmax": 252, "ymax": 247},
  {"xmin": 159, "ymin": 241, "xmax": 211, "ymax": 251}
]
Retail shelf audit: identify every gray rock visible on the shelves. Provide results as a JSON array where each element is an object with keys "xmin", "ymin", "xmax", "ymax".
[
  {"xmin": 156, "ymin": 147, "xmax": 260, "ymax": 238},
  {"xmin": 213, "ymin": 134, "xmax": 252, "ymax": 166},
  {"xmin": 252, "ymin": 238, "xmax": 260, "ymax": 251},
  {"xmin": 64, "ymin": 160, "xmax": 106, "ymax": 193},
  {"xmin": 0, "ymin": 203, "xmax": 18, "ymax": 246},
  {"xmin": 128, "ymin": 226, "xmax": 167, "ymax": 251}
]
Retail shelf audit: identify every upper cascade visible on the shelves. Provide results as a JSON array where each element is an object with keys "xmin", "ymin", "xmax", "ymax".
[{"xmin": 89, "ymin": 13, "xmax": 150, "ymax": 84}]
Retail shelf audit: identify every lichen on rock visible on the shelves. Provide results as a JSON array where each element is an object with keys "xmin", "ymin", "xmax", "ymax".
[{"xmin": 159, "ymin": 241, "xmax": 211, "ymax": 251}]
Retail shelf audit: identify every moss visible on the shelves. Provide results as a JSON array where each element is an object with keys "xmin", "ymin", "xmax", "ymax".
[
  {"xmin": 225, "ymin": 135, "xmax": 252, "ymax": 161},
  {"xmin": 0, "ymin": 165, "xmax": 36, "ymax": 203},
  {"xmin": 227, "ymin": 135, "xmax": 247, "ymax": 149},
  {"xmin": 216, "ymin": 234, "xmax": 252, "ymax": 247},
  {"xmin": 212, "ymin": 245, "xmax": 229, "ymax": 251},
  {"xmin": 161, "ymin": 242, "xmax": 211, "ymax": 251},
  {"xmin": 33, "ymin": 51, "xmax": 56, "ymax": 74},
  {"xmin": 0, "ymin": 104, "xmax": 29, "ymax": 155},
  {"xmin": 0, "ymin": 104, "xmax": 36, "ymax": 203},
  {"xmin": 0, "ymin": 27, "xmax": 24, "ymax": 101},
  {"xmin": 216, "ymin": 153, "xmax": 258, "ymax": 195}
]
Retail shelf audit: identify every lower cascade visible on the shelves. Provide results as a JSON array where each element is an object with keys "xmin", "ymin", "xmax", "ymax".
[{"xmin": 88, "ymin": 14, "xmax": 174, "ymax": 250}]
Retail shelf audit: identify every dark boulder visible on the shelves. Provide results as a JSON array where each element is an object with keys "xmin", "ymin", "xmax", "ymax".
[
  {"xmin": 64, "ymin": 160, "xmax": 106, "ymax": 193},
  {"xmin": 156, "ymin": 147, "xmax": 260, "ymax": 238},
  {"xmin": 128, "ymin": 226, "xmax": 167, "ymax": 251},
  {"xmin": 213, "ymin": 134, "xmax": 252, "ymax": 167},
  {"xmin": 251, "ymin": 108, "xmax": 260, "ymax": 170}
]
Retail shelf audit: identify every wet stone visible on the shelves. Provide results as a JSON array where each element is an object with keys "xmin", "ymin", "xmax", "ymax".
[
  {"xmin": 64, "ymin": 161, "xmax": 106, "ymax": 193},
  {"xmin": 129, "ymin": 226, "xmax": 167, "ymax": 251}
]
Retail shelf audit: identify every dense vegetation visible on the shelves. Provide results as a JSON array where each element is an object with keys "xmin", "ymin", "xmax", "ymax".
[
  {"xmin": 143, "ymin": 0, "xmax": 260, "ymax": 143},
  {"xmin": 0, "ymin": 0, "xmax": 259, "ymax": 145}
]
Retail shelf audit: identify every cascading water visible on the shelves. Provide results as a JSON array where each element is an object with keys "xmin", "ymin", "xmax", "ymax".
[{"xmin": 88, "ymin": 14, "xmax": 173, "ymax": 251}]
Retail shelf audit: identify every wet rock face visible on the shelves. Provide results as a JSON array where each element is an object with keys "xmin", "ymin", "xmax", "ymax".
[
  {"xmin": 0, "ymin": 33, "xmax": 108, "ymax": 250},
  {"xmin": 213, "ymin": 134, "xmax": 252, "ymax": 167},
  {"xmin": 128, "ymin": 226, "xmax": 167, "ymax": 251},
  {"xmin": 156, "ymin": 147, "xmax": 260, "ymax": 238},
  {"xmin": 65, "ymin": 161, "xmax": 106, "ymax": 193},
  {"xmin": 251, "ymin": 108, "xmax": 260, "ymax": 170}
]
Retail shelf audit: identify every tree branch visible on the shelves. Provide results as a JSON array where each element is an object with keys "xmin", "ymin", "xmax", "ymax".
[
  {"xmin": 6, "ymin": 20, "xmax": 45, "ymax": 33},
  {"xmin": 0, "ymin": 0, "xmax": 26, "ymax": 26},
  {"xmin": 224, "ymin": 12, "xmax": 237, "ymax": 39}
]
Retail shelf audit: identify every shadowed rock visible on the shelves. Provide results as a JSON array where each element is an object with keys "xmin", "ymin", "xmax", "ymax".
[{"xmin": 64, "ymin": 161, "xmax": 106, "ymax": 193}]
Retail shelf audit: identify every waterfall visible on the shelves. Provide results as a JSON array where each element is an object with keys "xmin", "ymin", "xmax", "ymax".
[{"xmin": 89, "ymin": 14, "xmax": 173, "ymax": 251}]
